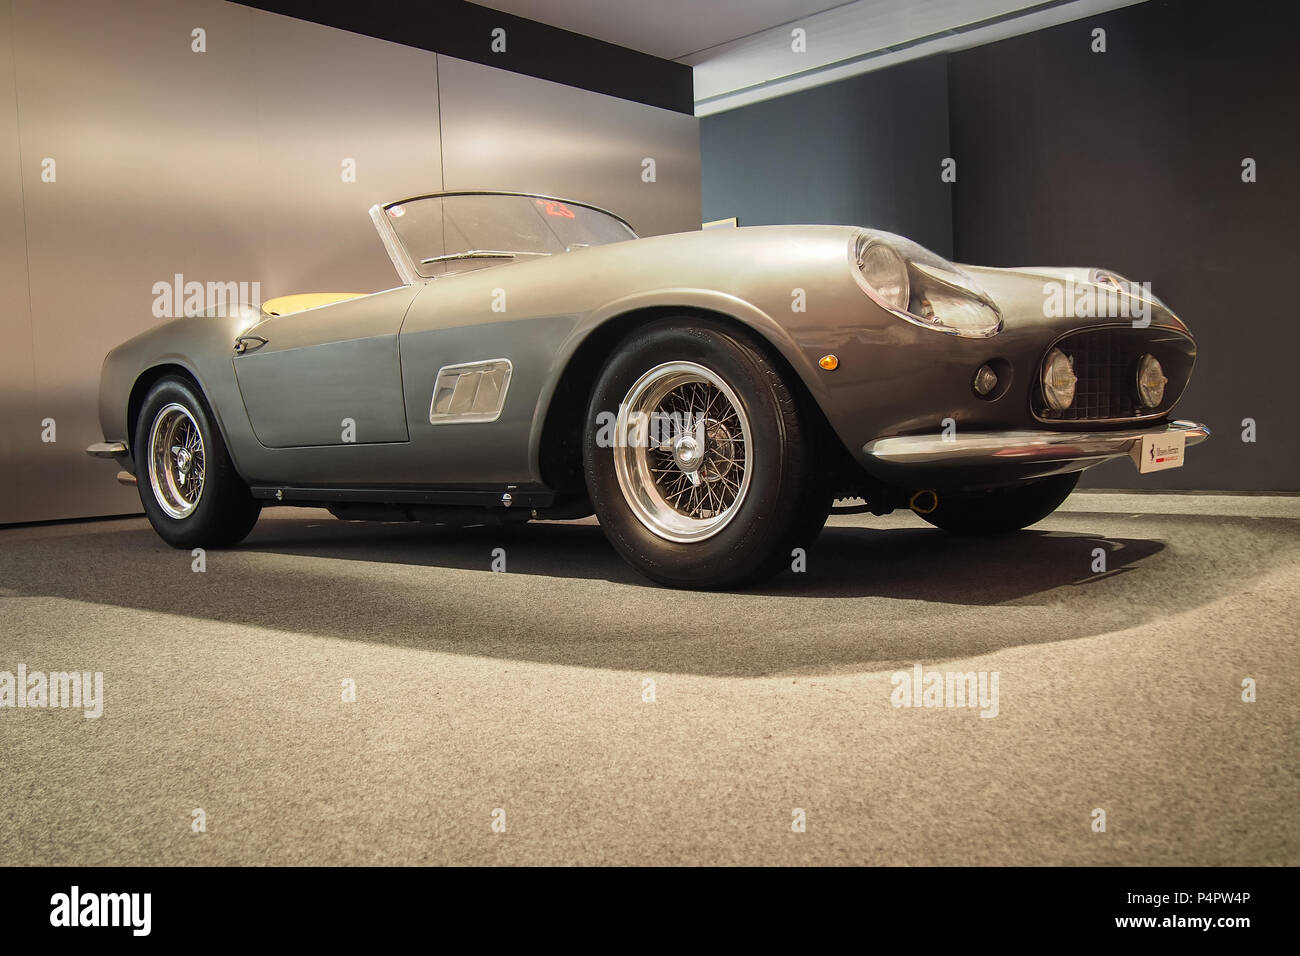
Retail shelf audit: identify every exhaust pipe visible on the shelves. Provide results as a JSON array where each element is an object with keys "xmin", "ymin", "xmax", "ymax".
[{"xmin": 908, "ymin": 488, "xmax": 938, "ymax": 514}]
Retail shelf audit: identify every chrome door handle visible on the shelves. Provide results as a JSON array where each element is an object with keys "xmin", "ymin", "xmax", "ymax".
[{"xmin": 234, "ymin": 335, "xmax": 268, "ymax": 355}]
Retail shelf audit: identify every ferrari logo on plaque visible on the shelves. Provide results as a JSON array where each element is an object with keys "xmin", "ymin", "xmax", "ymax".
[{"xmin": 1131, "ymin": 432, "xmax": 1186, "ymax": 472}]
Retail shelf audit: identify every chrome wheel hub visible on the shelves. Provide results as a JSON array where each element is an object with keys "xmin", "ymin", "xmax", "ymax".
[
  {"xmin": 147, "ymin": 403, "xmax": 205, "ymax": 519},
  {"xmin": 672, "ymin": 433, "xmax": 701, "ymax": 472},
  {"xmin": 612, "ymin": 361, "xmax": 753, "ymax": 543}
]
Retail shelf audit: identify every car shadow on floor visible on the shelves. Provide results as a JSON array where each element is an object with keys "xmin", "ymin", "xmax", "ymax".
[
  {"xmin": 0, "ymin": 514, "xmax": 1201, "ymax": 675},
  {"xmin": 238, "ymin": 515, "xmax": 1163, "ymax": 602}
]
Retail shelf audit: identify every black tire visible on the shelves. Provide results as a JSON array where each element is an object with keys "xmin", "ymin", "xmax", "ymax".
[
  {"xmin": 133, "ymin": 376, "xmax": 261, "ymax": 549},
  {"xmin": 917, "ymin": 472, "xmax": 1080, "ymax": 533},
  {"xmin": 582, "ymin": 318, "xmax": 831, "ymax": 589}
]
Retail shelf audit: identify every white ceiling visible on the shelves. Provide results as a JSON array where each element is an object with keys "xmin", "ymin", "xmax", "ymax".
[
  {"xmin": 469, "ymin": 0, "xmax": 848, "ymax": 61},
  {"xmin": 471, "ymin": 0, "xmax": 1149, "ymax": 114}
]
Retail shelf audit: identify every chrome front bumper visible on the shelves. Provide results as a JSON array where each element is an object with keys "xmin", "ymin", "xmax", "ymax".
[
  {"xmin": 86, "ymin": 440, "xmax": 136, "ymax": 485},
  {"xmin": 863, "ymin": 420, "xmax": 1210, "ymax": 469},
  {"xmin": 86, "ymin": 440, "xmax": 128, "ymax": 458}
]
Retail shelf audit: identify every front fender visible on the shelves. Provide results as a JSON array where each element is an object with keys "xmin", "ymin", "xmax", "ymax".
[
  {"xmin": 526, "ymin": 287, "xmax": 837, "ymax": 484},
  {"xmin": 98, "ymin": 311, "xmax": 258, "ymax": 476}
]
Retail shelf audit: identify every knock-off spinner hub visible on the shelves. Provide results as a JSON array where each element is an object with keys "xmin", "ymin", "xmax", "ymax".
[{"xmin": 672, "ymin": 433, "xmax": 701, "ymax": 472}]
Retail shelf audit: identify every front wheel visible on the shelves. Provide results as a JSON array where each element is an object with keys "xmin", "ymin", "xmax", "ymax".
[
  {"xmin": 582, "ymin": 318, "xmax": 830, "ymax": 589},
  {"xmin": 133, "ymin": 376, "xmax": 261, "ymax": 549},
  {"xmin": 917, "ymin": 472, "xmax": 1080, "ymax": 533}
]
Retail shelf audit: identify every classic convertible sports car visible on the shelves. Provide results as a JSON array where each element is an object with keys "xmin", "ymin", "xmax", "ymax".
[{"xmin": 88, "ymin": 190, "xmax": 1207, "ymax": 588}]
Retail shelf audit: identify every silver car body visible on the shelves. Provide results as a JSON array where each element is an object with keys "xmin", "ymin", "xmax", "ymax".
[{"xmin": 90, "ymin": 190, "xmax": 1206, "ymax": 510}]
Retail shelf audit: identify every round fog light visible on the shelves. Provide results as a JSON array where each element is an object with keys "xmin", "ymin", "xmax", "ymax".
[
  {"xmin": 1136, "ymin": 353, "xmax": 1167, "ymax": 408},
  {"xmin": 1042, "ymin": 348, "xmax": 1076, "ymax": 411},
  {"xmin": 972, "ymin": 364, "xmax": 998, "ymax": 396}
]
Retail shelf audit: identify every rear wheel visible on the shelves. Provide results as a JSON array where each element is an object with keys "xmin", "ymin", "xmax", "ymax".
[
  {"xmin": 583, "ymin": 318, "xmax": 830, "ymax": 589},
  {"xmin": 917, "ymin": 472, "xmax": 1080, "ymax": 533},
  {"xmin": 134, "ymin": 376, "xmax": 261, "ymax": 548}
]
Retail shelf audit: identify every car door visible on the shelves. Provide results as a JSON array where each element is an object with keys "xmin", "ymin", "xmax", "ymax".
[
  {"xmin": 232, "ymin": 285, "xmax": 420, "ymax": 448},
  {"xmin": 397, "ymin": 272, "xmax": 575, "ymax": 486}
]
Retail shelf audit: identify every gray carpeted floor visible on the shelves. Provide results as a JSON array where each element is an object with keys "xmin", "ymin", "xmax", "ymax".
[{"xmin": 1, "ymin": 493, "xmax": 1296, "ymax": 865}]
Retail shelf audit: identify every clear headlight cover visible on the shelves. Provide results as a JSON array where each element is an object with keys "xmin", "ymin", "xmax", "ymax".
[
  {"xmin": 1136, "ymin": 353, "xmax": 1167, "ymax": 407},
  {"xmin": 852, "ymin": 230, "xmax": 1002, "ymax": 337},
  {"xmin": 1042, "ymin": 348, "xmax": 1077, "ymax": 410}
]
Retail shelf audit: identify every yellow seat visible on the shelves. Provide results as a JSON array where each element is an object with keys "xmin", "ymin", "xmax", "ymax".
[{"xmin": 260, "ymin": 292, "xmax": 364, "ymax": 317}]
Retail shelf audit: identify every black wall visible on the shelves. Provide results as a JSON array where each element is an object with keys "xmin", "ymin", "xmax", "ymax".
[
  {"xmin": 950, "ymin": 0, "xmax": 1298, "ymax": 491},
  {"xmin": 701, "ymin": 0, "xmax": 1299, "ymax": 491},
  {"xmin": 701, "ymin": 56, "xmax": 953, "ymax": 257},
  {"xmin": 234, "ymin": 0, "xmax": 694, "ymax": 113}
]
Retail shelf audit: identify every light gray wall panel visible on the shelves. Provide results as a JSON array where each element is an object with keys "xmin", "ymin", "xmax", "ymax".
[
  {"xmin": 13, "ymin": 0, "xmax": 253, "ymax": 521},
  {"xmin": 6, "ymin": 0, "xmax": 442, "ymax": 522},
  {"xmin": 437, "ymin": 55, "xmax": 700, "ymax": 238},
  {"xmin": 233, "ymin": 4, "xmax": 443, "ymax": 297},
  {"xmin": 0, "ymin": 0, "xmax": 39, "ymax": 525},
  {"xmin": 3, "ymin": 0, "xmax": 701, "ymax": 523}
]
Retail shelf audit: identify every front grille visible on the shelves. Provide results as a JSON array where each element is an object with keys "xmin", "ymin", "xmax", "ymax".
[{"xmin": 1034, "ymin": 326, "xmax": 1195, "ymax": 424}]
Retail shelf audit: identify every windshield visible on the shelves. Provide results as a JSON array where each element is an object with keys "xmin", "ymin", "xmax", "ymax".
[{"xmin": 381, "ymin": 193, "xmax": 637, "ymax": 279}]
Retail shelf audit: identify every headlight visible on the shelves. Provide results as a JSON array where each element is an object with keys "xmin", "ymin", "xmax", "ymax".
[
  {"xmin": 1136, "ymin": 353, "xmax": 1167, "ymax": 407},
  {"xmin": 857, "ymin": 240, "xmax": 908, "ymax": 311},
  {"xmin": 1042, "ymin": 348, "xmax": 1076, "ymax": 410},
  {"xmin": 853, "ymin": 231, "xmax": 1002, "ymax": 337}
]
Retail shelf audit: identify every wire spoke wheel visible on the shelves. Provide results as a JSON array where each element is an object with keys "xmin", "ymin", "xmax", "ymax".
[
  {"xmin": 585, "ymin": 319, "xmax": 829, "ymax": 588},
  {"xmin": 147, "ymin": 402, "xmax": 206, "ymax": 519},
  {"xmin": 613, "ymin": 361, "xmax": 753, "ymax": 542}
]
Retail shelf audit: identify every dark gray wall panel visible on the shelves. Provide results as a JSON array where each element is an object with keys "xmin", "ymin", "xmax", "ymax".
[
  {"xmin": 699, "ymin": 0, "xmax": 1295, "ymax": 492},
  {"xmin": 700, "ymin": 55, "xmax": 953, "ymax": 258},
  {"xmin": 948, "ymin": 0, "xmax": 1299, "ymax": 491}
]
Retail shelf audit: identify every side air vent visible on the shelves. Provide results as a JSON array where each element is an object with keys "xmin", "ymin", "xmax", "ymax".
[{"xmin": 429, "ymin": 359, "xmax": 513, "ymax": 424}]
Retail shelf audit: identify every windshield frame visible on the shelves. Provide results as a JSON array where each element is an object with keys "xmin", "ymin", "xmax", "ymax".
[{"xmin": 369, "ymin": 190, "xmax": 638, "ymax": 284}]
